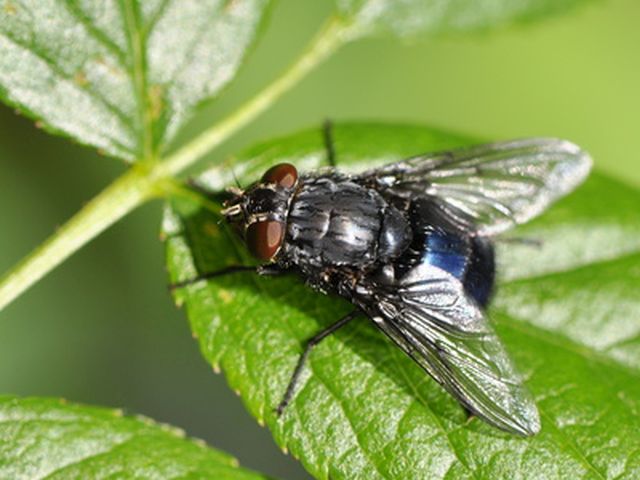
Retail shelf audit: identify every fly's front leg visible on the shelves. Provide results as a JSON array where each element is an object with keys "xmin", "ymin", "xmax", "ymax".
[
  {"xmin": 276, "ymin": 309, "xmax": 360, "ymax": 416},
  {"xmin": 169, "ymin": 264, "xmax": 287, "ymax": 290},
  {"xmin": 169, "ymin": 265, "xmax": 256, "ymax": 290},
  {"xmin": 256, "ymin": 264, "xmax": 288, "ymax": 276}
]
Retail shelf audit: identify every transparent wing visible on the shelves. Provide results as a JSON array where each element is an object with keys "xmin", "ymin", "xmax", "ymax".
[
  {"xmin": 355, "ymin": 263, "xmax": 540, "ymax": 436},
  {"xmin": 357, "ymin": 138, "xmax": 591, "ymax": 235}
]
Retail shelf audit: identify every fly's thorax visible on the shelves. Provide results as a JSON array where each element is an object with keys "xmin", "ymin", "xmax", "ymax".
[{"xmin": 281, "ymin": 174, "xmax": 412, "ymax": 273}]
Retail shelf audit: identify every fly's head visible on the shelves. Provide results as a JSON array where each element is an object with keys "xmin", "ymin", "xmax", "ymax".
[{"xmin": 222, "ymin": 163, "xmax": 299, "ymax": 262}]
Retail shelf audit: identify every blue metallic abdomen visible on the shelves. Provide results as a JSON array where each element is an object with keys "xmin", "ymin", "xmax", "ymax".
[
  {"xmin": 422, "ymin": 230, "xmax": 495, "ymax": 307},
  {"xmin": 423, "ymin": 230, "xmax": 468, "ymax": 281},
  {"xmin": 396, "ymin": 198, "xmax": 495, "ymax": 308}
]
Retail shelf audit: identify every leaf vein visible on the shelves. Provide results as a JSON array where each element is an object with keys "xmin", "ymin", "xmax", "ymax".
[
  {"xmin": 539, "ymin": 409, "xmax": 607, "ymax": 480},
  {"xmin": 391, "ymin": 352, "xmax": 479, "ymax": 479},
  {"xmin": 0, "ymin": 30, "xmax": 136, "ymax": 137},
  {"xmin": 143, "ymin": 0, "xmax": 173, "ymax": 36},
  {"xmin": 501, "ymin": 248, "xmax": 640, "ymax": 288},
  {"xmin": 59, "ymin": 0, "xmax": 127, "ymax": 64},
  {"xmin": 37, "ymin": 435, "xmax": 137, "ymax": 480},
  {"xmin": 495, "ymin": 312, "xmax": 640, "ymax": 380},
  {"xmin": 289, "ymin": 338, "xmax": 392, "ymax": 480}
]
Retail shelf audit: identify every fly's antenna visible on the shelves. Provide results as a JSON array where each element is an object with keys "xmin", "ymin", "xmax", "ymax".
[
  {"xmin": 223, "ymin": 163, "xmax": 244, "ymax": 197},
  {"xmin": 231, "ymin": 166, "xmax": 242, "ymax": 190}
]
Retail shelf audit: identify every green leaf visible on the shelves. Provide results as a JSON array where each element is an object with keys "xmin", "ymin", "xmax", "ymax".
[
  {"xmin": 334, "ymin": 0, "xmax": 595, "ymax": 39},
  {"xmin": 0, "ymin": 396, "xmax": 269, "ymax": 479},
  {"xmin": 0, "ymin": 0, "xmax": 271, "ymax": 161},
  {"xmin": 164, "ymin": 123, "xmax": 640, "ymax": 479}
]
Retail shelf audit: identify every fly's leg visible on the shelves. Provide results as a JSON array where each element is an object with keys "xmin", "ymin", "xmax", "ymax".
[
  {"xmin": 462, "ymin": 407, "xmax": 475, "ymax": 420},
  {"xmin": 169, "ymin": 264, "xmax": 285, "ymax": 290},
  {"xmin": 322, "ymin": 119, "xmax": 337, "ymax": 167},
  {"xmin": 168, "ymin": 265, "xmax": 256, "ymax": 290},
  {"xmin": 276, "ymin": 309, "xmax": 360, "ymax": 416},
  {"xmin": 497, "ymin": 237, "xmax": 543, "ymax": 248}
]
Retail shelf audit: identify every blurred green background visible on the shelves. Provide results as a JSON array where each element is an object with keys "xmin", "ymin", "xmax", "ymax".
[{"xmin": 1, "ymin": 0, "xmax": 638, "ymax": 478}]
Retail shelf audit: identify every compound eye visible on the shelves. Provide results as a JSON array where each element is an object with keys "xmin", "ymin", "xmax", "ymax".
[
  {"xmin": 245, "ymin": 220, "xmax": 285, "ymax": 261},
  {"xmin": 261, "ymin": 163, "xmax": 298, "ymax": 188}
]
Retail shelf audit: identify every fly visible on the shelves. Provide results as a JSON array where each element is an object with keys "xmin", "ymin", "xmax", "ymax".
[{"xmin": 172, "ymin": 122, "xmax": 592, "ymax": 436}]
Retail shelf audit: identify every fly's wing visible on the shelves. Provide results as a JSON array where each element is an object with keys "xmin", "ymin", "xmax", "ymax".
[
  {"xmin": 357, "ymin": 138, "xmax": 591, "ymax": 235},
  {"xmin": 354, "ymin": 263, "xmax": 540, "ymax": 436}
]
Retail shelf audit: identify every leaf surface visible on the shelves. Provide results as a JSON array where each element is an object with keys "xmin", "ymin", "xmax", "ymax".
[
  {"xmin": 0, "ymin": 0, "xmax": 270, "ymax": 161},
  {"xmin": 334, "ymin": 0, "xmax": 595, "ymax": 39},
  {"xmin": 0, "ymin": 396, "xmax": 269, "ymax": 479},
  {"xmin": 164, "ymin": 123, "xmax": 640, "ymax": 479}
]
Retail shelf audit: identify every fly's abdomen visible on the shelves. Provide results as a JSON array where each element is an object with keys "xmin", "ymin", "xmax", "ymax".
[
  {"xmin": 465, "ymin": 236, "xmax": 495, "ymax": 308},
  {"xmin": 403, "ymin": 198, "xmax": 495, "ymax": 308},
  {"xmin": 423, "ymin": 230, "xmax": 468, "ymax": 280},
  {"xmin": 421, "ymin": 229, "xmax": 495, "ymax": 308}
]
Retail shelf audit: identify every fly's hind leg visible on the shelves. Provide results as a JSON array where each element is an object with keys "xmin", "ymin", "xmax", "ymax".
[
  {"xmin": 276, "ymin": 309, "xmax": 360, "ymax": 416},
  {"xmin": 496, "ymin": 237, "xmax": 543, "ymax": 248},
  {"xmin": 322, "ymin": 119, "xmax": 337, "ymax": 167}
]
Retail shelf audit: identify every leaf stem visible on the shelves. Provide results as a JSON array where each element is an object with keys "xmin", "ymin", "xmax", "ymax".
[
  {"xmin": 158, "ymin": 15, "xmax": 352, "ymax": 177},
  {"xmin": 0, "ymin": 15, "xmax": 354, "ymax": 312},
  {"xmin": 0, "ymin": 166, "xmax": 160, "ymax": 311}
]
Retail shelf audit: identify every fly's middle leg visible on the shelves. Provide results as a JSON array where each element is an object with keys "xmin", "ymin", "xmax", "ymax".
[
  {"xmin": 322, "ymin": 119, "xmax": 337, "ymax": 167},
  {"xmin": 275, "ymin": 309, "xmax": 360, "ymax": 416}
]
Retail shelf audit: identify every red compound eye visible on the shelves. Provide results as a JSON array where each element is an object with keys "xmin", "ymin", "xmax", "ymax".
[
  {"xmin": 246, "ymin": 220, "xmax": 285, "ymax": 260},
  {"xmin": 261, "ymin": 163, "xmax": 298, "ymax": 188}
]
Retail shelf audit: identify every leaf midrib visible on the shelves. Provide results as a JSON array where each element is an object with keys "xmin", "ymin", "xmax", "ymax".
[{"xmin": 120, "ymin": 0, "xmax": 154, "ymax": 161}]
